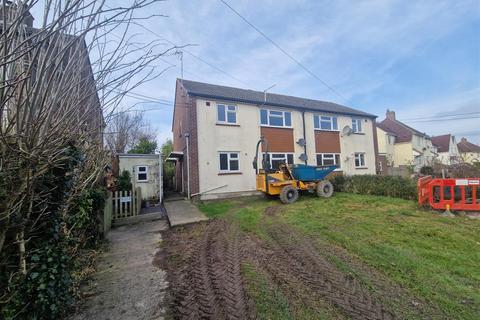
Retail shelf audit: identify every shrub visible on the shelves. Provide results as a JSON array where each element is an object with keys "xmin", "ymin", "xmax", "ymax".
[
  {"xmin": 118, "ymin": 170, "xmax": 132, "ymax": 191},
  {"xmin": 420, "ymin": 166, "xmax": 434, "ymax": 176},
  {"xmin": 330, "ymin": 175, "xmax": 417, "ymax": 200}
]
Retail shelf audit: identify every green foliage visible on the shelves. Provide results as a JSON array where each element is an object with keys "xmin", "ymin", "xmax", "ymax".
[
  {"xmin": 0, "ymin": 144, "xmax": 106, "ymax": 319},
  {"xmin": 161, "ymin": 138, "xmax": 174, "ymax": 190},
  {"xmin": 420, "ymin": 166, "xmax": 434, "ymax": 176},
  {"xmin": 198, "ymin": 201, "xmax": 233, "ymax": 218},
  {"xmin": 330, "ymin": 175, "xmax": 417, "ymax": 200},
  {"xmin": 118, "ymin": 170, "xmax": 132, "ymax": 191},
  {"xmin": 128, "ymin": 136, "xmax": 157, "ymax": 154}
]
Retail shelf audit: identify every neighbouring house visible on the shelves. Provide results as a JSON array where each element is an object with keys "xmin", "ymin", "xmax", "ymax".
[
  {"xmin": 169, "ymin": 79, "xmax": 379, "ymax": 200},
  {"xmin": 457, "ymin": 137, "xmax": 480, "ymax": 164},
  {"xmin": 431, "ymin": 134, "xmax": 460, "ymax": 165},
  {"xmin": 376, "ymin": 110, "xmax": 437, "ymax": 174},
  {"xmin": 118, "ymin": 154, "xmax": 163, "ymax": 203}
]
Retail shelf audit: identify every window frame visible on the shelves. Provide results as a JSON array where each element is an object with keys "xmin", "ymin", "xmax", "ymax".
[
  {"xmin": 352, "ymin": 118, "xmax": 363, "ymax": 133},
  {"xmin": 260, "ymin": 109, "xmax": 292, "ymax": 128},
  {"xmin": 316, "ymin": 153, "xmax": 341, "ymax": 168},
  {"xmin": 136, "ymin": 165, "xmax": 148, "ymax": 182},
  {"xmin": 217, "ymin": 103, "xmax": 237, "ymax": 124},
  {"xmin": 263, "ymin": 153, "xmax": 294, "ymax": 169},
  {"xmin": 314, "ymin": 115, "xmax": 338, "ymax": 131},
  {"xmin": 354, "ymin": 152, "xmax": 366, "ymax": 168},
  {"xmin": 218, "ymin": 152, "xmax": 240, "ymax": 173}
]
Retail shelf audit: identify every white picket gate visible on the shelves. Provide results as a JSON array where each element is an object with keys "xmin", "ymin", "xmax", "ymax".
[{"xmin": 110, "ymin": 187, "xmax": 141, "ymax": 220}]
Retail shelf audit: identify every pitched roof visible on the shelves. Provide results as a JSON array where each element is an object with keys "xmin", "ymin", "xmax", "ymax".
[
  {"xmin": 376, "ymin": 122, "xmax": 397, "ymax": 136},
  {"xmin": 178, "ymin": 79, "xmax": 376, "ymax": 118},
  {"xmin": 457, "ymin": 138, "xmax": 480, "ymax": 153},
  {"xmin": 431, "ymin": 134, "xmax": 451, "ymax": 153},
  {"xmin": 378, "ymin": 118, "xmax": 428, "ymax": 143}
]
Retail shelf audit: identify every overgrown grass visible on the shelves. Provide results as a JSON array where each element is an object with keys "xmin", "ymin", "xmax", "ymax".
[
  {"xmin": 198, "ymin": 193, "xmax": 480, "ymax": 319},
  {"xmin": 198, "ymin": 200, "xmax": 233, "ymax": 218},
  {"xmin": 282, "ymin": 193, "xmax": 480, "ymax": 319}
]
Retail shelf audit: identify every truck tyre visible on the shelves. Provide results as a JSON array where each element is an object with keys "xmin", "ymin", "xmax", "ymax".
[
  {"xmin": 279, "ymin": 185, "xmax": 299, "ymax": 204},
  {"xmin": 317, "ymin": 180, "xmax": 334, "ymax": 198}
]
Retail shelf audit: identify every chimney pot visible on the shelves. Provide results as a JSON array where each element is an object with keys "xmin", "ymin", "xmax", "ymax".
[{"xmin": 461, "ymin": 137, "xmax": 467, "ymax": 143}]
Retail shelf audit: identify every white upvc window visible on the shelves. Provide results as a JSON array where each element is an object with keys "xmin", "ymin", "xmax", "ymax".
[
  {"xmin": 260, "ymin": 109, "xmax": 292, "ymax": 127},
  {"xmin": 352, "ymin": 118, "xmax": 363, "ymax": 133},
  {"xmin": 217, "ymin": 104, "xmax": 237, "ymax": 124},
  {"xmin": 262, "ymin": 153, "xmax": 294, "ymax": 170},
  {"xmin": 219, "ymin": 152, "xmax": 240, "ymax": 172},
  {"xmin": 354, "ymin": 153, "xmax": 366, "ymax": 168},
  {"xmin": 316, "ymin": 153, "xmax": 341, "ymax": 168},
  {"xmin": 136, "ymin": 165, "xmax": 148, "ymax": 182},
  {"xmin": 314, "ymin": 115, "xmax": 338, "ymax": 131}
]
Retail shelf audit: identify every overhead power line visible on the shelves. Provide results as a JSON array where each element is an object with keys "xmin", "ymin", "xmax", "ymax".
[
  {"xmin": 403, "ymin": 115, "xmax": 480, "ymax": 124},
  {"xmin": 219, "ymin": 0, "xmax": 344, "ymax": 100},
  {"xmin": 400, "ymin": 111, "xmax": 480, "ymax": 122}
]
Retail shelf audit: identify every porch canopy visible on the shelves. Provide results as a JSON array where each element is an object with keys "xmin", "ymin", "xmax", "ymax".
[{"xmin": 166, "ymin": 151, "xmax": 183, "ymax": 162}]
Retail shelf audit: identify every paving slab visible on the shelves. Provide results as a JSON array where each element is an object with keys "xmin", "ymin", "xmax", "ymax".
[{"xmin": 165, "ymin": 200, "xmax": 208, "ymax": 227}]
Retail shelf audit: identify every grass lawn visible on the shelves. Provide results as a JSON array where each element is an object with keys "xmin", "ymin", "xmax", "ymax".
[{"xmin": 199, "ymin": 192, "xmax": 480, "ymax": 319}]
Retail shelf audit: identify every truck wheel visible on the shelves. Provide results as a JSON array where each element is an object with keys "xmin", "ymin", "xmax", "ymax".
[
  {"xmin": 317, "ymin": 180, "xmax": 334, "ymax": 198},
  {"xmin": 279, "ymin": 185, "xmax": 299, "ymax": 204}
]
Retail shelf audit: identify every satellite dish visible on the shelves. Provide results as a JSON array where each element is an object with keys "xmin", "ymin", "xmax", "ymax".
[
  {"xmin": 342, "ymin": 125, "xmax": 353, "ymax": 136},
  {"xmin": 299, "ymin": 153, "xmax": 308, "ymax": 161},
  {"xmin": 296, "ymin": 138, "xmax": 306, "ymax": 147}
]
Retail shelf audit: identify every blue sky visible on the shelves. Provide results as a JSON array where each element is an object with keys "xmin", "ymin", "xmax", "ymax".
[{"xmin": 33, "ymin": 0, "xmax": 480, "ymax": 144}]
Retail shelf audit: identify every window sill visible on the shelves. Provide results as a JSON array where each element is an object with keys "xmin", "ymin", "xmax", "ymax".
[
  {"xmin": 136, "ymin": 180, "xmax": 149, "ymax": 183},
  {"xmin": 216, "ymin": 122, "xmax": 240, "ymax": 127},
  {"xmin": 355, "ymin": 167, "xmax": 369, "ymax": 170},
  {"xmin": 218, "ymin": 172, "xmax": 242, "ymax": 175},
  {"xmin": 260, "ymin": 125, "xmax": 293, "ymax": 129},
  {"xmin": 353, "ymin": 132, "xmax": 365, "ymax": 135},
  {"xmin": 314, "ymin": 129, "xmax": 340, "ymax": 132}
]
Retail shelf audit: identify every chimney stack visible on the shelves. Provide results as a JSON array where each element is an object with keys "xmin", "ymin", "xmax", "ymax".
[
  {"xmin": 386, "ymin": 109, "xmax": 396, "ymax": 121},
  {"xmin": 461, "ymin": 137, "xmax": 467, "ymax": 143}
]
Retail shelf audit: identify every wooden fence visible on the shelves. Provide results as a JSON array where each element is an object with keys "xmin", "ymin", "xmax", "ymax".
[{"xmin": 111, "ymin": 187, "xmax": 141, "ymax": 220}]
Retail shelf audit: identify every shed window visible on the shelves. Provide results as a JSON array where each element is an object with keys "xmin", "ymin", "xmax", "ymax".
[{"xmin": 136, "ymin": 166, "xmax": 148, "ymax": 182}]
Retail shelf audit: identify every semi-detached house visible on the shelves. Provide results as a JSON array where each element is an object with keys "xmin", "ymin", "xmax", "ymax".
[{"xmin": 170, "ymin": 79, "xmax": 379, "ymax": 200}]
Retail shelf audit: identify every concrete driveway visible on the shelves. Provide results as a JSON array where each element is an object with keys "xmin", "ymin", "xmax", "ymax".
[{"xmin": 72, "ymin": 218, "xmax": 168, "ymax": 320}]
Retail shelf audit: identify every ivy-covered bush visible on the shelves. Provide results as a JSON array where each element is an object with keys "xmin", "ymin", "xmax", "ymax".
[
  {"xmin": 330, "ymin": 175, "xmax": 417, "ymax": 200},
  {"xmin": 0, "ymin": 144, "xmax": 106, "ymax": 319}
]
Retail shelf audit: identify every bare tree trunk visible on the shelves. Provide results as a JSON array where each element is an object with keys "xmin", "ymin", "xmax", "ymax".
[{"xmin": 17, "ymin": 229, "xmax": 26, "ymax": 275}]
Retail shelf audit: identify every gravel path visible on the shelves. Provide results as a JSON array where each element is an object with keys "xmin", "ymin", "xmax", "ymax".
[{"xmin": 72, "ymin": 219, "xmax": 168, "ymax": 320}]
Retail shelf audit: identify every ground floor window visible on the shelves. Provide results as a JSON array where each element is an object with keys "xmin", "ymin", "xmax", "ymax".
[
  {"xmin": 316, "ymin": 153, "xmax": 340, "ymax": 168},
  {"xmin": 354, "ymin": 153, "xmax": 366, "ymax": 168},
  {"xmin": 263, "ymin": 153, "xmax": 294, "ymax": 170},
  {"xmin": 219, "ymin": 152, "xmax": 240, "ymax": 172}
]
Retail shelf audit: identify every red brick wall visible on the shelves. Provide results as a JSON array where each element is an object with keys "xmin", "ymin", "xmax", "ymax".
[{"xmin": 172, "ymin": 80, "xmax": 200, "ymax": 196}]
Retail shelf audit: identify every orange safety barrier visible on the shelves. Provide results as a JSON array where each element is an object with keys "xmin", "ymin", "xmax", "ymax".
[{"xmin": 418, "ymin": 176, "xmax": 480, "ymax": 211}]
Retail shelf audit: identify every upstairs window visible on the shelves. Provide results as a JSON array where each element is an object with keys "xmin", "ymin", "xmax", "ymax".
[
  {"xmin": 260, "ymin": 109, "xmax": 292, "ymax": 127},
  {"xmin": 352, "ymin": 118, "xmax": 363, "ymax": 133},
  {"xmin": 217, "ymin": 104, "xmax": 237, "ymax": 124},
  {"xmin": 136, "ymin": 166, "xmax": 148, "ymax": 182},
  {"xmin": 354, "ymin": 153, "xmax": 366, "ymax": 168},
  {"xmin": 219, "ymin": 152, "xmax": 240, "ymax": 172},
  {"xmin": 314, "ymin": 115, "xmax": 338, "ymax": 131}
]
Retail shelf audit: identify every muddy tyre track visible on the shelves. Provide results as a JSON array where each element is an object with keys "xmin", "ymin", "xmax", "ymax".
[{"xmin": 164, "ymin": 221, "xmax": 253, "ymax": 320}]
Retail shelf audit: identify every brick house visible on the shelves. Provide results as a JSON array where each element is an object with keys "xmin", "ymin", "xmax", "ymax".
[{"xmin": 170, "ymin": 79, "xmax": 379, "ymax": 200}]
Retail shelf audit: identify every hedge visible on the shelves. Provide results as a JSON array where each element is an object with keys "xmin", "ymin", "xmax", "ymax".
[{"xmin": 330, "ymin": 175, "xmax": 417, "ymax": 200}]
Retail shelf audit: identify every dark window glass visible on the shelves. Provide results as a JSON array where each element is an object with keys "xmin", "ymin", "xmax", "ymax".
[
  {"xmin": 284, "ymin": 112, "xmax": 291, "ymax": 126},
  {"xmin": 217, "ymin": 105, "xmax": 225, "ymax": 122},
  {"xmin": 138, "ymin": 166, "xmax": 146, "ymax": 172},
  {"xmin": 230, "ymin": 159, "xmax": 239, "ymax": 171},
  {"xmin": 260, "ymin": 109, "xmax": 268, "ymax": 125},
  {"xmin": 323, "ymin": 156, "xmax": 335, "ymax": 165},
  {"xmin": 320, "ymin": 120, "xmax": 331, "ymax": 130},
  {"xmin": 269, "ymin": 115, "xmax": 283, "ymax": 126},
  {"xmin": 335, "ymin": 154, "xmax": 341, "ymax": 168},
  {"xmin": 314, "ymin": 115, "xmax": 319, "ymax": 129},
  {"xmin": 316, "ymin": 154, "xmax": 322, "ymax": 165},
  {"xmin": 287, "ymin": 154, "xmax": 293, "ymax": 164},
  {"xmin": 271, "ymin": 159, "xmax": 284, "ymax": 169},
  {"xmin": 138, "ymin": 173, "xmax": 147, "ymax": 181},
  {"xmin": 220, "ymin": 153, "xmax": 228, "ymax": 170},
  {"xmin": 332, "ymin": 117, "xmax": 338, "ymax": 130},
  {"xmin": 227, "ymin": 112, "xmax": 236, "ymax": 123}
]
